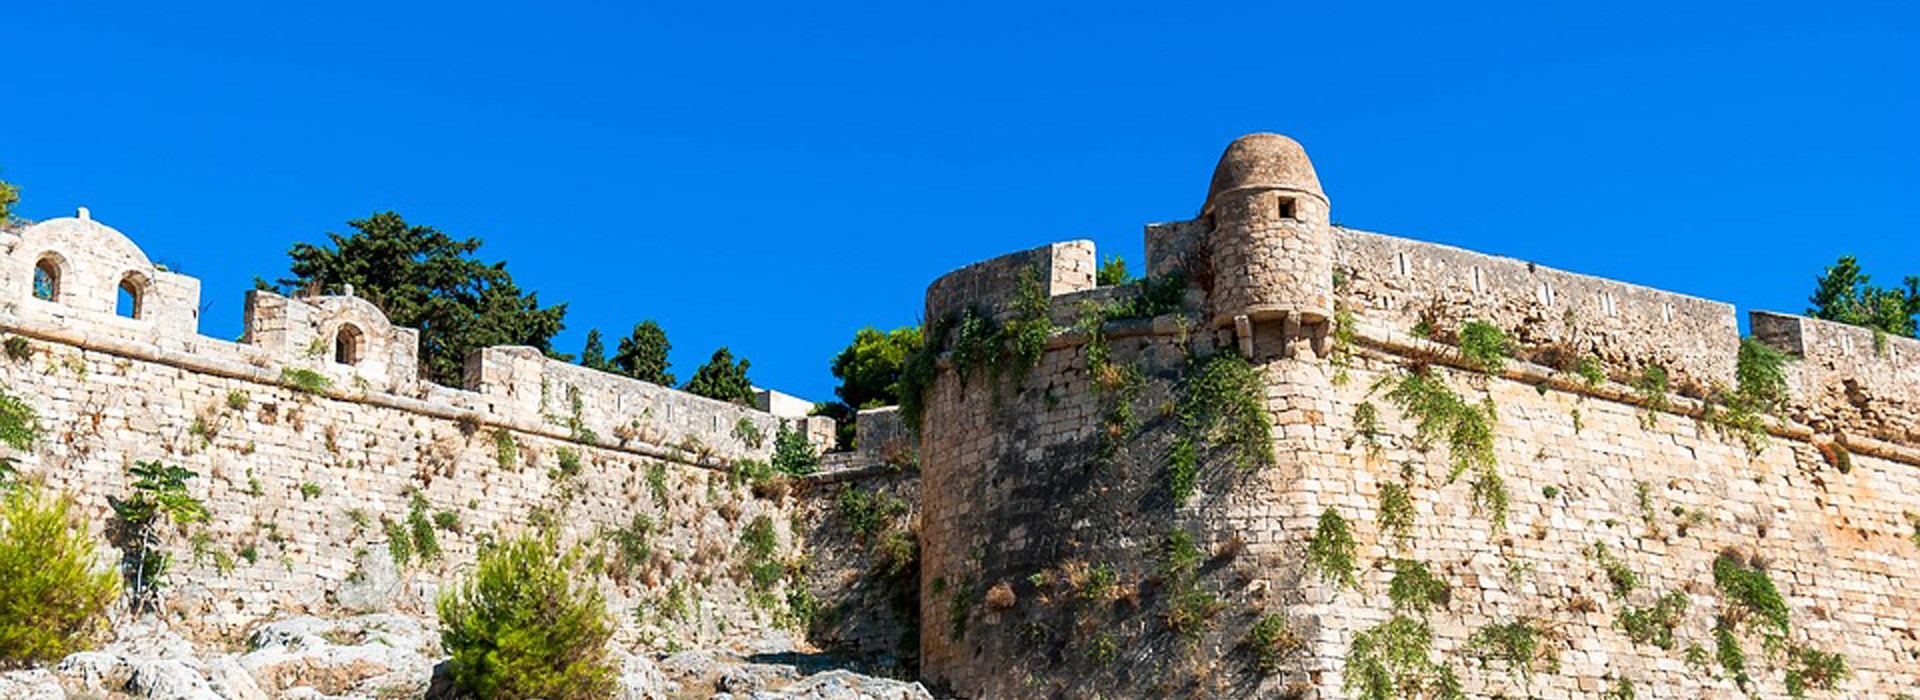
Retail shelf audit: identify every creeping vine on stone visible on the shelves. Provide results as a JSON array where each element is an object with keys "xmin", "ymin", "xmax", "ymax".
[
  {"xmin": 1305, "ymin": 507, "xmax": 1358, "ymax": 592},
  {"xmin": 1167, "ymin": 351, "xmax": 1274, "ymax": 505},
  {"xmin": 1375, "ymin": 368, "xmax": 1508, "ymax": 533}
]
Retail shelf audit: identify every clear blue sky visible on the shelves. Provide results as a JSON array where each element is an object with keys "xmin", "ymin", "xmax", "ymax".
[{"xmin": 4, "ymin": 1, "xmax": 1914, "ymax": 401}]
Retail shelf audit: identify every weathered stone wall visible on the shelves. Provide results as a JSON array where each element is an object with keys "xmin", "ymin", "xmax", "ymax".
[
  {"xmin": 916, "ymin": 133, "xmax": 1920, "ymax": 699},
  {"xmin": 918, "ymin": 252, "xmax": 1920, "ymax": 698},
  {"xmin": 915, "ymin": 247, "xmax": 1326, "ymax": 697},
  {"xmin": 0, "ymin": 213, "xmax": 842, "ymax": 653},
  {"xmin": 924, "ymin": 241, "xmax": 1095, "ymax": 324},
  {"xmin": 1307, "ymin": 336, "xmax": 1920, "ymax": 699},
  {"xmin": 1753, "ymin": 310, "xmax": 1920, "ymax": 444},
  {"xmin": 1334, "ymin": 227, "xmax": 1741, "ymax": 392},
  {"xmin": 797, "ymin": 467, "xmax": 923, "ymax": 676}
]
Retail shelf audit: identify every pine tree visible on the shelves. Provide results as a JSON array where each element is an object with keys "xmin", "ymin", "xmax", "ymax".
[
  {"xmin": 277, "ymin": 212, "xmax": 567, "ymax": 384},
  {"xmin": 683, "ymin": 347, "xmax": 753, "ymax": 405},
  {"xmin": 579, "ymin": 330, "xmax": 609, "ymax": 372},
  {"xmin": 612, "ymin": 321, "xmax": 675, "ymax": 386},
  {"xmin": 1807, "ymin": 255, "xmax": 1920, "ymax": 337}
]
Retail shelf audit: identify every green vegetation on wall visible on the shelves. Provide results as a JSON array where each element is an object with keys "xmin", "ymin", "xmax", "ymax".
[
  {"xmin": 1376, "ymin": 369, "xmax": 1506, "ymax": 532},
  {"xmin": 108, "ymin": 461, "xmax": 209, "ymax": 610},
  {"xmin": 1342, "ymin": 615, "xmax": 1464, "ymax": 700},
  {"xmin": 1305, "ymin": 507, "xmax": 1358, "ymax": 591},
  {"xmin": 1457, "ymin": 320, "xmax": 1512, "ymax": 372},
  {"xmin": 1169, "ymin": 352, "xmax": 1274, "ymax": 505}
]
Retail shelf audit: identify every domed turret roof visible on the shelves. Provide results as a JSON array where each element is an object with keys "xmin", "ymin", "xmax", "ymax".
[{"xmin": 1202, "ymin": 133, "xmax": 1326, "ymax": 213}]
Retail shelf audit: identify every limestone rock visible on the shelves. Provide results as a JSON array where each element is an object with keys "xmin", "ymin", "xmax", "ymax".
[
  {"xmin": 0, "ymin": 669, "xmax": 64, "ymax": 700},
  {"xmin": 750, "ymin": 670, "xmax": 935, "ymax": 700},
  {"xmin": 611, "ymin": 649, "xmax": 672, "ymax": 700},
  {"xmin": 239, "ymin": 615, "xmax": 436, "ymax": 698},
  {"xmin": 333, "ymin": 547, "xmax": 404, "ymax": 614}
]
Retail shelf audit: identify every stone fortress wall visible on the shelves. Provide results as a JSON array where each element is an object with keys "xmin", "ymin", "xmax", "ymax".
[
  {"xmin": 915, "ymin": 135, "xmax": 1920, "ymax": 698},
  {"xmin": 0, "ymin": 211, "xmax": 849, "ymax": 652}
]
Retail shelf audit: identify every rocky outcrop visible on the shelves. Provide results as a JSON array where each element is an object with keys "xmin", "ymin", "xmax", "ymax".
[{"xmin": 0, "ymin": 615, "xmax": 937, "ymax": 700}]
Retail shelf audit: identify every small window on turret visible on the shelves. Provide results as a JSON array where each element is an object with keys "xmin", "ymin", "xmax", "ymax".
[{"xmin": 1276, "ymin": 197, "xmax": 1297, "ymax": 220}]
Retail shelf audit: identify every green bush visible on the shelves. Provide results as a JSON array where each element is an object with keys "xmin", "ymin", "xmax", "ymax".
[
  {"xmin": 1246, "ymin": 613, "xmax": 1299, "ymax": 673},
  {"xmin": 1712, "ymin": 553, "xmax": 1790, "ymax": 635},
  {"xmin": 1344, "ymin": 614, "xmax": 1462, "ymax": 700},
  {"xmin": 1469, "ymin": 618, "xmax": 1556, "ymax": 679},
  {"xmin": 0, "ymin": 486, "xmax": 120, "ymax": 668},
  {"xmin": 1457, "ymin": 320, "xmax": 1511, "ymax": 371},
  {"xmin": 437, "ymin": 534, "xmax": 616, "ymax": 700},
  {"xmin": 280, "ymin": 367, "xmax": 332, "ymax": 395},
  {"xmin": 771, "ymin": 422, "xmax": 818, "ymax": 476},
  {"xmin": 1617, "ymin": 590, "xmax": 1689, "ymax": 650},
  {"xmin": 108, "ymin": 461, "xmax": 208, "ymax": 609},
  {"xmin": 1096, "ymin": 254, "xmax": 1130, "ymax": 286},
  {"xmin": 1377, "ymin": 480, "xmax": 1415, "ymax": 548}
]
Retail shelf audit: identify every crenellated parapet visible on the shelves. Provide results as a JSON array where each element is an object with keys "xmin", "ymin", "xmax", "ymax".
[{"xmin": 0, "ymin": 210, "xmax": 832, "ymax": 469}]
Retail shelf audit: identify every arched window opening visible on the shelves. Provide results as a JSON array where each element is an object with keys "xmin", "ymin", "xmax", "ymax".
[
  {"xmin": 32, "ymin": 257, "xmax": 60, "ymax": 302},
  {"xmin": 334, "ymin": 324, "xmax": 364, "ymax": 365},
  {"xmin": 117, "ymin": 275, "xmax": 145, "ymax": 319}
]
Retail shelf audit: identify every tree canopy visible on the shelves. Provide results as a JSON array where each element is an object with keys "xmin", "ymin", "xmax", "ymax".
[
  {"xmin": 683, "ymin": 347, "xmax": 752, "ymax": 405},
  {"xmin": 829, "ymin": 326, "xmax": 924, "ymax": 410},
  {"xmin": 1807, "ymin": 255, "xmax": 1918, "ymax": 337},
  {"xmin": 612, "ymin": 321, "xmax": 675, "ymax": 387},
  {"xmin": 1096, "ymin": 254, "xmax": 1132, "ymax": 286},
  {"xmin": 814, "ymin": 326, "xmax": 923, "ymax": 449},
  {"xmin": 578, "ymin": 329, "xmax": 610, "ymax": 372},
  {"xmin": 0, "ymin": 173, "xmax": 20, "ymax": 225},
  {"xmin": 276, "ymin": 212, "xmax": 567, "ymax": 385}
]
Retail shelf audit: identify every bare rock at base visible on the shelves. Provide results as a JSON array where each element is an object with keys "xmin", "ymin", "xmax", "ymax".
[
  {"xmin": 610, "ymin": 649, "xmax": 672, "ymax": 700},
  {"xmin": 239, "ymin": 615, "xmax": 436, "ymax": 698},
  {"xmin": 746, "ymin": 670, "xmax": 935, "ymax": 700},
  {"xmin": 0, "ymin": 670, "xmax": 64, "ymax": 700},
  {"xmin": 0, "ymin": 614, "xmax": 944, "ymax": 700}
]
